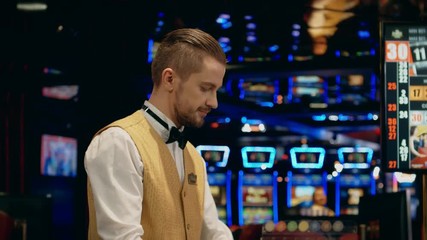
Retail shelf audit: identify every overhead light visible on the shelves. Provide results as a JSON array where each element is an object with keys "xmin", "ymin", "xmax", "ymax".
[{"xmin": 16, "ymin": 1, "xmax": 47, "ymax": 11}]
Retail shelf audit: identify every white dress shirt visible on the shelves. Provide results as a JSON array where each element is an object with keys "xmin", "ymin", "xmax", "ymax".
[{"xmin": 84, "ymin": 101, "xmax": 234, "ymax": 240}]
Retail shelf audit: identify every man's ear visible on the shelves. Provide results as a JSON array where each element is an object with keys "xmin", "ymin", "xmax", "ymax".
[{"xmin": 161, "ymin": 68, "xmax": 174, "ymax": 91}]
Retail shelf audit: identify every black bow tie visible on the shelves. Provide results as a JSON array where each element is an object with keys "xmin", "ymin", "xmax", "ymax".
[
  {"xmin": 142, "ymin": 104, "xmax": 187, "ymax": 149},
  {"xmin": 166, "ymin": 126, "xmax": 187, "ymax": 149}
]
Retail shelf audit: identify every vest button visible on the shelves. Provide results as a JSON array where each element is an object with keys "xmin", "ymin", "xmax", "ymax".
[{"xmin": 187, "ymin": 224, "xmax": 190, "ymax": 230}]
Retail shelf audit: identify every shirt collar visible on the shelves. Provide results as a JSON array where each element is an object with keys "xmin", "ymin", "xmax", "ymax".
[{"xmin": 142, "ymin": 100, "xmax": 185, "ymax": 142}]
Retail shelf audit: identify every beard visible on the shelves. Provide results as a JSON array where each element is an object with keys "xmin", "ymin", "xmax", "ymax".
[{"xmin": 175, "ymin": 106, "xmax": 206, "ymax": 128}]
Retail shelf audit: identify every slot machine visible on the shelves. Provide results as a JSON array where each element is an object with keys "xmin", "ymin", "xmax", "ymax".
[
  {"xmin": 196, "ymin": 145, "xmax": 233, "ymax": 226},
  {"xmin": 285, "ymin": 147, "xmax": 336, "ymax": 217},
  {"xmin": 237, "ymin": 146, "xmax": 278, "ymax": 226},
  {"xmin": 336, "ymin": 147, "xmax": 375, "ymax": 216}
]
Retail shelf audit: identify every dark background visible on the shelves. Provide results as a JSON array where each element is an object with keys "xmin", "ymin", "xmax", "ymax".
[{"xmin": 1, "ymin": 0, "xmax": 426, "ymax": 239}]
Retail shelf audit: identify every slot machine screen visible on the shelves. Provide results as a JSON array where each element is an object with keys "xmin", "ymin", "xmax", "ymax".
[
  {"xmin": 40, "ymin": 134, "xmax": 77, "ymax": 177},
  {"xmin": 337, "ymin": 74, "xmax": 375, "ymax": 104},
  {"xmin": 341, "ymin": 188, "xmax": 364, "ymax": 206},
  {"xmin": 381, "ymin": 21, "xmax": 427, "ymax": 172},
  {"xmin": 210, "ymin": 185, "xmax": 227, "ymax": 206},
  {"xmin": 196, "ymin": 145, "xmax": 230, "ymax": 167},
  {"xmin": 202, "ymin": 150, "xmax": 225, "ymax": 164},
  {"xmin": 237, "ymin": 77, "xmax": 280, "ymax": 106},
  {"xmin": 290, "ymin": 147, "xmax": 325, "ymax": 169},
  {"xmin": 339, "ymin": 187, "xmax": 365, "ymax": 215},
  {"xmin": 338, "ymin": 147, "xmax": 373, "ymax": 169},
  {"xmin": 287, "ymin": 173, "xmax": 326, "ymax": 208},
  {"xmin": 290, "ymin": 185, "xmax": 315, "ymax": 207},
  {"xmin": 289, "ymin": 75, "xmax": 326, "ymax": 104},
  {"xmin": 242, "ymin": 186, "xmax": 273, "ymax": 206},
  {"xmin": 239, "ymin": 172, "xmax": 277, "ymax": 225},
  {"xmin": 344, "ymin": 152, "xmax": 366, "ymax": 163},
  {"xmin": 241, "ymin": 146, "xmax": 276, "ymax": 168},
  {"xmin": 242, "ymin": 207, "xmax": 273, "ymax": 225},
  {"xmin": 210, "ymin": 185, "xmax": 228, "ymax": 222}
]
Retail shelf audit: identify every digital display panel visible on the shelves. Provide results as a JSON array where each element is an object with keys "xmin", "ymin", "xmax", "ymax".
[
  {"xmin": 337, "ymin": 147, "xmax": 373, "ymax": 169},
  {"xmin": 238, "ymin": 77, "xmax": 280, "ymax": 106},
  {"xmin": 289, "ymin": 186, "xmax": 335, "ymax": 217},
  {"xmin": 242, "ymin": 186, "xmax": 273, "ymax": 206},
  {"xmin": 242, "ymin": 207, "xmax": 273, "ymax": 225},
  {"xmin": 42, "ymin": 85, "xmax": 79, "ymax": 100},
  {"xmin": 289, "ymin": 147, "xmax": 326, "ymax": 169},
  {"xmin": 290, "ymin": 185, "xmax": 315, "ymax": 207},
  {"xmin": 289, "ymin": 75, "xmax": 327, "ymax": 104},
  {"xmin": 286, "ymin": 172, "xmax": 327, "ymax": 210},
  {"xmin": 381, "ymin": 21, "xmax": 427, "ymax": 172},
  {"xmin": 210, "ymin": 185, "xmax": 227, "ymax": 206},
  {"xmin": 238, "ymin": 171, "xmax": 278, "ymax": 225},
  {"xmin": 206, "ymin": 171, "xmax": 233, "ymax": 226},
  {"xmin": 241, "ymin": 146, "xmax": 276, "ymax": 168},
  {"xmin": 40, "ymin": 134, "xmax": 77, "ymax": 177},
  {"xmin": 337, "ymin": 74, "xmax": 376, "ymax": 104},
  {"xmin": 196, "ymin": 145, "xmax": 230, "ymax": 167},
  {"xmin": 339, "ymin": 187, "xmax": 365, "ymax": 215}
]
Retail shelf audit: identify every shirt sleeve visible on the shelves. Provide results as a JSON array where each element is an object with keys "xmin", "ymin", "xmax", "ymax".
[
  {"xmin": 201, "ymin": 167, "xmax": 234, "ymax": 240},
  {"xmin": 84, "ymin": 127, "xmax": 144, "ymax": 240}
]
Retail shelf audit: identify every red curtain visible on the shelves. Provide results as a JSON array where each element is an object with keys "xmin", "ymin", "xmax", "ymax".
[{"xmin": 0, "ymin": 90, "xmax": 26, "ymax": 194}]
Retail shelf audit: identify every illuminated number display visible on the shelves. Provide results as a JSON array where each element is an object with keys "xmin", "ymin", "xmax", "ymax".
[{"xmin": 382, "ymin": 22, "xmax": 427, "ymax": 171}]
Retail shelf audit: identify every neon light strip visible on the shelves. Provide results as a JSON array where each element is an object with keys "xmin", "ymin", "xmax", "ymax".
[
  {"xmin": 286, "ymin": 171, "xmax": 292, "ymax": 208},
  {"xmin": 289, "ymin": 147, "xmax": 325, "ymax": 169},
  {"xmin": 272, "ymin": 171, "xmax": 278, "ymax": 223},
  {"xmin": 335, "ymin": 174, "xmax": 340, "ymax": 216},
  {"xmin": 196, "ymin": 145, "xmax": 230, "ymax": 167},
  {"xmin": 241, "ymin": 146, "xmax": 276, "ymax": 168},
  {"xmin": 370, "ymin": 172, "xmax": 376, "ymax": 195},
  {"xmin": 238, "ymin": 170, "xmax": 244, "ymax": 225},
  {"xmin": 226, "ymin": 170, "xmax": 232, "ymax": 226},
  {"xmin": 337, "ymin": 147, "xmax": 373, "ymax": 169}
]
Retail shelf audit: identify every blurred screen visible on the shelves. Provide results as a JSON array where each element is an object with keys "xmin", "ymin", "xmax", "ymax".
[{"xmin": 40, "ymin": 134, "xmax": 77, "ymax": 177}]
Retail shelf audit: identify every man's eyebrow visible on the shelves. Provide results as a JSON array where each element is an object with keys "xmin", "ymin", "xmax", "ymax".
[{"xmin": 201, "ymin": 82, "xmax": 219, "ymax": 88}]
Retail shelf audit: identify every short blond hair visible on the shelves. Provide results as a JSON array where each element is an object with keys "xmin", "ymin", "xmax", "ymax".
[{"xmin": 151, "ymin": 28, "xmax": 227, "ymax": 86}]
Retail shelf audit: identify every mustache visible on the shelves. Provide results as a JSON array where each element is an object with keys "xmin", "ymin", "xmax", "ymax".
[{"xmin": 199, "ymin": 107, "xmax": 212, "ymax": 113}]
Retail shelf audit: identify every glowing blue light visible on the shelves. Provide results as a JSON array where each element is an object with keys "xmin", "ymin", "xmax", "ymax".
[
  {"xmin": 289, "ymin": 147, "xmax": 325, "ymax": 169},
  {"xmin": 337, "ymin": 147, "xmax": 373, "ymax": 169},
  {"xmin": 196, "ymin": 145, "xmax": 231, "ymax": 167},
  {"xmin": 312, "ymin": 114, "xmax": 327, "ymax": 121},
  {"xmin": 147, "ymin": 39, "xmax": 154, "ymax": 63},
  {"xmin": 269, "ymin": 45, "xmax": 279, "ymax": 52},
  {"xmin": 335, "ymin": 50, "xmax": 341, "ymax": 57},
  {"xmin": 292, "ymin": 23, "xmax": 301, "ymax": 29},
  {"xmin": 246, "ymin": 23, "xmax": 256, "ymax": 30},
  {"xmin": 357, "ymin": 30, "xmax": 370, "ymax": 39},
  {"xmin": 247, "ymin": 35, "xmax": 257, "ymax": 43},
  {"xmin": 338, "ymin": 114, "xmax": 349, "ymax": 121},
  {"xmin": 244, "ymin": 15, "xmax": 253, "ymax": 20},
  {"xmin": 241, "ymin": 146, "xmax": 276, "ymax": 168},
  {"xmin": 258, "ymin": 102, "xmax": 274, "ymax": 107},
  {"xmin": 222, "ymin": 22, "xmax": 232, "ymax": 29},
  {"xmin": 292, "ymin": 30, "xmax": 300, "ymax": 37}
]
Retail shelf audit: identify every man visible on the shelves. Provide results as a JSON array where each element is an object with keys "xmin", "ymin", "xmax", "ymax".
[{"xmin": 85, "ymin": 28, "xmax": 233, "ymax": 239}]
